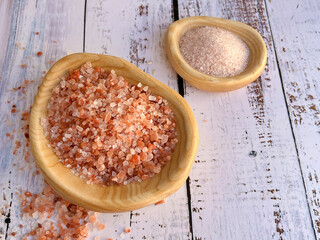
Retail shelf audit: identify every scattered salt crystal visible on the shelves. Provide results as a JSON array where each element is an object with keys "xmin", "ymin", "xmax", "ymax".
[
  {"xmin": 86, "ymin": 68, "xmax": 94, "ymax": 74},
  {"xmin": 126, "ymin": 154, "xmax": 132, "ymax": 161},
  {"xmin": 97, "ymin": 164, "xmax": 105, "ymax": 171},
  {"xmin": 130, "ymin": 149, "xmax": 136, "ymax": 155},
  {"xmin": 135, "ymin": 147, "xmax": 141, "ymax": 153},
  {"xmin": 61, "ymin": 80, "xmax": 66, "ymax": 88},
  {"xmin": 76, "ymin": 126, "xmax": 83, "ymax": 132},
  {"xmin": 148, "ymin": 95, "xmax": 157, "ymax": 101},
  {"xmin": 147, "ymin": 153, "xmax": 154, "ymax": 161},
  {"xmin": 98, "ymin": 156, "xmax": 105, "ymax": 164},
  {"xmin": 32, "ymin": 211, "xmax": 39, "ymax": 219},
  {"xmin": 118, "ymin": 151, "xmax": 125, "ymax": 158},
  {"xmin": 161, "ymin": 134, "xmax": 169, "ymax": 144},
  {"xmin": 64, "ymin": 133, "xmax": 72, "ymax": 139},
  {"xmin": 127, "ymin": 167, "xmax": 134, "ymax": 176},
  {"xmin": 123, "ymin": 161, "xmax": 129, "ymax": 166}
]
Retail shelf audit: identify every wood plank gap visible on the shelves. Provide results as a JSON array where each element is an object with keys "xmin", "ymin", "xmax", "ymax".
[
  {"xmin": 129, "ymin": 211, "xmax": 133, "ymax": 227},
  {"xmin": 83, "ymin": 0, "xmax": 87, "ymax": 52},
  {"xmin": 172, "ymin": 0, "xmax": 186, "ymax": 97},
  {"xmin": 177, "ymin": 75, "xmax": 185, "ymax": 97},
  {"xmin": 172, "ymin": 0, "xmax": 193, "ymax": 239},
  {"xmin": 4, "ymin": 180, "xmax": 12, "ymax": 240},
  {"xmin": 263, "ymin": 2, "xmax": 318, "ymax": 238},
  {"xmin": 186, "ymin": 177, "xmax": 194, "ymax": 239},
  {"xmin": 172, "ymin": 0, "xmax": 179, "ymax": 21}
]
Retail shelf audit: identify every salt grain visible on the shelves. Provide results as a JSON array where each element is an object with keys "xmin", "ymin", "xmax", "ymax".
[
  {"xmin": 179, "ymin": 26, "xmax": 250, "ymax": 77},
  {"xmin": 148, "ymin": 95, "xmax": 157, "ymax": 101},
  {"xmin": 20, "ymin": 185, "xmax": 105, "ymax": 239},
  {"xmin": 42, "ymin": 63, "xmax": 178, "ymax": 186}
]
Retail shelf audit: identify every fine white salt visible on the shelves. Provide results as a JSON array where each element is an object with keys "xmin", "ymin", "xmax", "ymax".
[{"xmin": 179, "ymin": 26, "xmax": 250, "ymax": 77}]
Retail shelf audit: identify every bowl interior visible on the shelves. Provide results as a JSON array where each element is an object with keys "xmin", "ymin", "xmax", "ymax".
[
  {"xmin": 29, "ymin": 53, "xmax": 198, "ymax": 212},
  {"xmin": 166, "ymin": 16, "xmax": 267, "ymax": 92}
]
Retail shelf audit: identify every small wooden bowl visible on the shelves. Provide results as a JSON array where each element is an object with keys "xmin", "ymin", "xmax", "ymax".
[
  {"xmin": 29, "ymin": 53, "xmax": 199, "ymax": 212},
  {"xmin": 166, "ymin": 16, "xmax": 267, "ymax": 92}
]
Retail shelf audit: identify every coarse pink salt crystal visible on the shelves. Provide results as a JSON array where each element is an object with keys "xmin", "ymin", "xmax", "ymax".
[
  {"xmin": 20, "ymin": 184, "xmax": 103, "ymax": 239},
  {"xmin": 155, "ymin": 199, "xmax": 167, "ymax": 205},
  {"xmin": 41, "ymin": 63, "xmax": 178, "ymax": 186},
  {"xmin": 179, "ymin": 26, "xmax": 250, "ymax": 77}
]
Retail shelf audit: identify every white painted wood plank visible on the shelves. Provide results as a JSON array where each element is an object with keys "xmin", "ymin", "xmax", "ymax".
[
  {"xmin": 0, "ymin": 1, "xmax": 15, "ymax": 236},
  {"xmin": 178, "ymin": 0, "xmax": 315, "ymax": 239},
  {"xmin": 2, "ymin": 1, "xmax": 317, "ymax": 239},
  {"xmin": 0, "ymin": 0, "xmax": 84, "ymax": 238},
  {"xmin": 0, "ymin": 0, "xmax": 14, "ymax": 72},
  {"xmin": 265, "ymin": 0, "xmax": 320, "ymax": 237},
  {"xmin": 85, "ymin": 0, "xmax": 191, "ymax": 239}
]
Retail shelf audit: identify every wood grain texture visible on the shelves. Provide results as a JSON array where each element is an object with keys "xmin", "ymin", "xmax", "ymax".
[
  {"xmin": 265, "ymin": 0, "xmax": 320, "ymax": 237},
  {"xmin": 85, "ymin": 0, "xmax": 194, "ymax": 238},
  {"xmin": 1, "ymin": 0, "xmax": 319, "ymax": 239},
  {"xmin": 178, "ymin": 0, "xmax": 316, "ymax": 239},
  {"xmin": 0, "ymin": 0, "xmax": 14, "ymax": 71},
  {"xmin": 0, "ymin": 1, "xmax": 15, "ymax": 236},
  {"xmin": 166, "ymin": 16, "xmax": 267, "ymax": 92},
  {"xmin": 0, "ymin": 0, "xmax": 84, "ymax": 238}
]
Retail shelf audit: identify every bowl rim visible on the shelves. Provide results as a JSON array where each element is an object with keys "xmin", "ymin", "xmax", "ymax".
[
  {"xmin": 29, "ymin": 53, "xmax": 199, "ymax": 212},
  {"xmin": 166, "ymin": 16, "xmax": 267, "ymax": 92}
]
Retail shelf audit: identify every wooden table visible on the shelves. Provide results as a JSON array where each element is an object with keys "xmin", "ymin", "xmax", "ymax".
[{"xmin": 0, "ymin": 0, "xmax": 319, "ymax": 239}]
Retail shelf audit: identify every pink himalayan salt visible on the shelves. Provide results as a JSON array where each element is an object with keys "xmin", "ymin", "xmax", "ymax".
[
  {"xmin": 41, "ymin": 62, "xmax": 178, "ymax": 186},
  {"xmin": 179, "ymin": 26, "xmax": 250, "ymax": 77},
  {"xmin": 20, "ymin": 184, "xmax": 102, "ymax": 239}
]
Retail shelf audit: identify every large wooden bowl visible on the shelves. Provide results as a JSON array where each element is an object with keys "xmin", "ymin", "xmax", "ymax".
[
  {"xmin": 29, "ymin": 53, "xmax": 199, "ymax": 212},
  {"xmin": 166, "ymin": 16, "xmax": 267, "ymax": 92}
]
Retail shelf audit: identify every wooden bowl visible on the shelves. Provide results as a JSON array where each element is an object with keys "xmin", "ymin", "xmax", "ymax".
[
  {"xmin": 29, "ymin": 53, "xmax": 199, "ymax": 212},
  {"xmin": 166, "ymin": 16, "xmax": 267, "ymax": 92}
]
